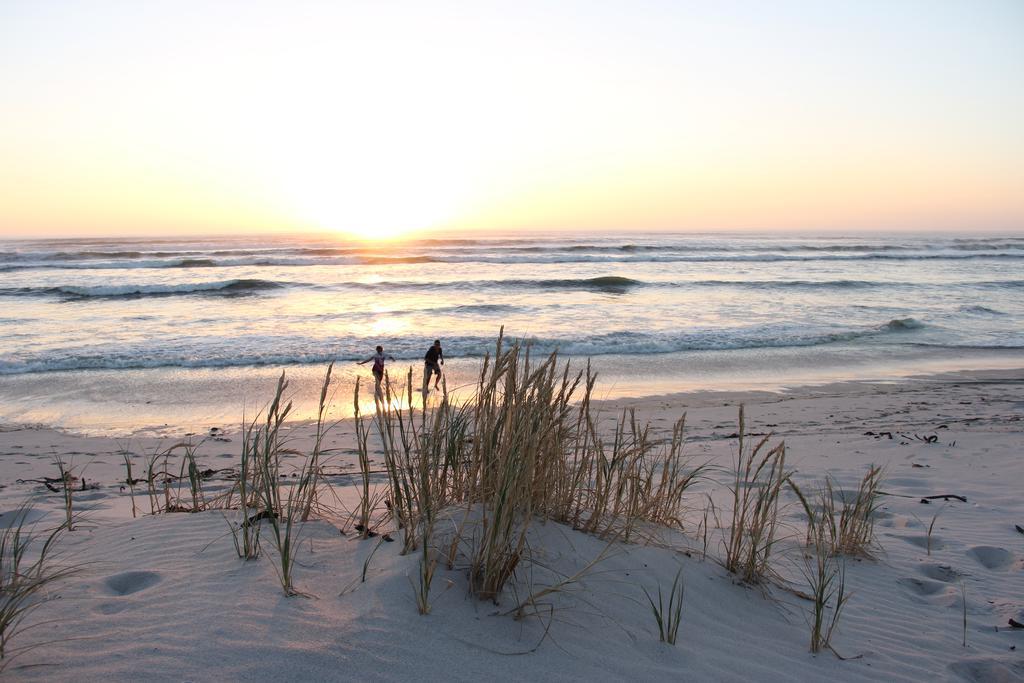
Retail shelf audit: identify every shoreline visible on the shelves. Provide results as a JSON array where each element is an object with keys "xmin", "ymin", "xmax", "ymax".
[
  {"xmin": 2, "ymin": 344, "xmax": 1022, "ymax": 437},
  {"xmin": 2, "ymin": 365, "xmax": 1022, "ymax": 511}
]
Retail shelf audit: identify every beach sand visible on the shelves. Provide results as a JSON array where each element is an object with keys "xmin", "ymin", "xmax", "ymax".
[{"xmin": 1, "ymin": 369, "xmax": 1022, "ymax": 681}]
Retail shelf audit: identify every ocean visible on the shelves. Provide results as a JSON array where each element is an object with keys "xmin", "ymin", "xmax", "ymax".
[{"xmin": 1, "ymin": 232, "xmax": 1022, "ymax": 433}]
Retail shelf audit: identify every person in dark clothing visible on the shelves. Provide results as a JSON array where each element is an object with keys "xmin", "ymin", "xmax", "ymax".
[{"xmin": 423, "ymin": 339, "xmax": 444, "ymax": 393}]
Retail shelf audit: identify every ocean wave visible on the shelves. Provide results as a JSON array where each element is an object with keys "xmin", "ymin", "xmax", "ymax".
[
  {"xmin": 682, "ymin": 278, "xmax": 893, "ymax": 289},
  {"xmin": 5, "ymin": 273, "xmax": 1023, "ymax": 302},
  {"xmin": 532, "ymin": 276, "xmax": 643, "ymax": 291},
  {"xmin": 0, "ymin": 279, "xmax": 286, "ymax": 300},
  {"xmin": 978, "ymin": 279, "xmax": 1024, "ymax": 288},
  {"xmin": 355, "ymin": 276, "xmax": 646, "ymax": 293},
  {"xmin": 883, "ymin": 317, "xmax": 924, "ymax": 331},
  {"xmin": 0, "ymin": 318, "xmax": 931, "ymax": 375},
  {"xmin": 434, "ymin": 303, "xmax": 521, "ymax": 315},
  {"xmin": 958, "ymin": 305, "xmax": 1006, "ymax": 315},
  {"xmin": 358, "ymin": 255, "xmax": 439, "ymax": 265},
  {"xmin": 430, "ymin": 251, "xmax": 1024, "ymax": 265},
  {"xmin": 6, "ymin": 275, "xmax": 1020, "ymax": 300},
  {"xmin": 3, "ymin": 248, "xmax": 1024, "ymax": 271}
]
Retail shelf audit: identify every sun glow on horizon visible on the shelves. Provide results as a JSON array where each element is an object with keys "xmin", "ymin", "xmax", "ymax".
[
  {"xmin": 1, "ymin": 1, "xmax": 1022, "ymax": 238},
  {"xmin": 277, "ymin": 116, "xmax": 478, "ymax": 241}
]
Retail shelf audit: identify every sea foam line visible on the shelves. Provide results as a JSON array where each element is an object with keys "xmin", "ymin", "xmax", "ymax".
[{"xmin": 0, "ymin": 318, "xmax": 932, "ymax": 375}]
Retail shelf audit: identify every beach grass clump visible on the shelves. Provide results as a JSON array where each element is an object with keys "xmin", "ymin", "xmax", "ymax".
[
  {"xmin": 0, "ymin": 503, "xmax": 74, "ymax": 668},
  {"xmin": 233, "ymin": 330, "xmax": 704, "ymax": 607},
  {"xmin": 352, "ymin": 369, "xmax": 445, "ymax": 611},
  {"xmin": 225, "ymin": 365, "xmax": 334, "ymax": 595},
  {"xmin": 459, "ymin": 336, "xmax": 586, "ymax": 601},
  {"xmin": 791, "ymin": 465, "xmax": 884, "ymax": 559},
  {"xmin": 352, "ymin": 378, "xmax": 375, "ymax": 539},
  {"xmin": 370, "ymin": 369, "xmax": 469, "ymax": 609},
  {"xmin": 573, "ymin": 410, "xmax": 708, "ymax": 542},
  {"xmin": 211, "ymin": 330, "xmax": 714, "ymax": 611},
  {"xmin": 828, "ymin": 465, "xmax": 883, "ymax": 557},
  {"xmin": 723, "ymin": 405, "xmax": 789, "ymax": 584},
  {"xmin": 143, "ymin": 443, "xmax": 192, "ymax": 514},
  {"xmin": 371, "ymin": 372, "xmax": 428, "ymax": 553},
  {"xmin": 254, "ymin": 368, "xmax": 331, "ymax": 595},
  {"xmin": 173, "ymin": 442, "xmax": 206, "ymax": 513},
  {"xmin": 457, "ymin": 335, "xmax": 700, "ymax": 599},
  {"xmin": 345, "ymin": 331, "xmax": 708, "ymax": 606},
  {"xmin": 643, "ymin": 566, "xmax": 685, "ymax": 645},
  {"xmin": 575, "ymin": 408, "xmax": 652, "ymax": 541},
  {"xmin": 791, "ymin": 482, "xmax": 850, "ymax": 654},
  {"xmin": 228, "ymin": 417, "xmax": 264, "ymax": 560}
]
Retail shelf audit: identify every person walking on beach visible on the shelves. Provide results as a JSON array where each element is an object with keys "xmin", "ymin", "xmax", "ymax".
[
  {"xmin": 423, "ymin": 339, "xmax": 444, "ymax": 394},
  {"xmin": 357, "ymin": 345, "xmax": 395, "ymax": 400}
]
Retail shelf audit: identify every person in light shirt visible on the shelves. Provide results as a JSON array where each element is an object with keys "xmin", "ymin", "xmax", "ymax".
[{"xmin": 357, "ymin": 345, "xmax": 395, "ymax": 400}]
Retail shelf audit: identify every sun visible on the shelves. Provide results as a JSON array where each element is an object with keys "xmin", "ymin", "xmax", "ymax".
[
  {"xmin": 284, "ymin": 173, "xmax": 453, "ymax": 241},
  {"xmin": 276, "ymin": 130, "xmax": 474, "ymax": 242}
]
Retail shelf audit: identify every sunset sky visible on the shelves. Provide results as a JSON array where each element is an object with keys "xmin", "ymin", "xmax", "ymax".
[{"xmin": 1, "ymin": 1, "xmax": 1022, "ymax": 239}]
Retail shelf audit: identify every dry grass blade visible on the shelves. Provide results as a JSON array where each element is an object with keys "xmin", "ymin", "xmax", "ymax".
[
  {"xmin": 0, "ymin": 503, "xmax": 76, "ymax": 668},
  {"xmin": 791, "ymin": 480, "xmax": 850, "ymax": 654},
  {"xmin": 723, "ymin": 405, "xmax": 789, "ymax": 584},
  {"xmin": 235, "ymin": 364, "xmax": 334, "ymax": 596},
  {"xmin": 52, "ymin": 457, "xmax": 74, "ymax": 532},
  {"xmin": 831, "ymin": 465, "xmax": 883, "ymax": 557}
]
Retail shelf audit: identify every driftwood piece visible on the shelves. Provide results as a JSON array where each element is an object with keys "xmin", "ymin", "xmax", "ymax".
[
  {"xmin": 243, "ymin": 509, "xmax": 278, "ymax": 527},
  {"xmin": 919, "ymin": 494, "xmax": 967, "ymax": 504}
]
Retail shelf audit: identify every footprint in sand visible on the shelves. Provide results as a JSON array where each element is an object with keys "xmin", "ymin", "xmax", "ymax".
[
  {"xmin": 883, "ymin": 476, "xmax": 931, "ymax": 490},
  {"xmin": 75, "ymin": 491, "xmax": 110, "ymax": 502},
  {"xmin": 918, "ymin": 563, "xmax": 963, "ymax": 582},
  {"xmin": 966, "ymin": 546, "xmax": 1015, "ymax": 571},
  {"xmin": 897, "ymin": 577, "xmax": 949, "ymax": 596},
  {"xmin": 898, "ymin": 576, "xmax": 962, "ymax": 608},
  {"xmin": 0, "ymin": 507, "xmax": 48, "ymax": 529},
  {"xmin": 103, "ymin": 570, "xmax": 162, "ymax": 596},
  {"xmin": 949, "ymin": 658, "xmax": 1024, "ymax": 683},
  {"xmin": 94, "ymin": 601, "xmax": 131, "ymax": 615},
  {"xmin": 893, "ymin": 534, "xmax": 945, "ymax": 552}
]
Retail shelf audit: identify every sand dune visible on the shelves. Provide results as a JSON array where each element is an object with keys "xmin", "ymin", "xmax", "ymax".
[{"xmin": 1, "ymin": 371, "xmax": 1022, "ymax": 681}]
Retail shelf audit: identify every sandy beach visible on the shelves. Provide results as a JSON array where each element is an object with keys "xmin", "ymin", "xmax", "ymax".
[
  {"xmin": 3, "ymin": 2, "xmax": 1023, "ymax": 679},
  {"xmin": 1, "ymin": 365, "xmax": 1022, "ymax": 681}
]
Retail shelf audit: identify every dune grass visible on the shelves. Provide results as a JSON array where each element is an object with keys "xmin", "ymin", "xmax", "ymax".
[
  {"xmin": 335, "ymin": 332, "xmax": 708, "ymax": 607},
  {"xmin": 51, "ymin": 457, "xmax": 74, "ymax": 532},
  {"xmin": 723, "ymin": 406, "xmax": 789, "ymax": 584},
  {"xmin": 228, "ymin": 417, "xmax": 263, "ymax": 560},
  {"xmin": 0, "ymin": 503, "xmax": 74, "ymax": 669},
  {"xmin": 828, "ymin": 466, "xmax": 883, "ymax": 557},
  {"xmin": 221, "ymin": 365, "xmax": 335, "ymax": 594},
  {"xmin": 788, "ymin": 466, "xmax": 883, "ymax": 654},
  {"xmin": 120, "ymin": 452, "xmax": 139, "ymax": 519},
  {"xmin": 644, "ymin": 566, "xmax": 685, "ymax": 645},
  {"xmin": 256, "ymin": 369, "xmax": 330, "ymax": 595},
  {"xmin": 201, "ymin": 331, "xmax": 852, "ymax": 629},
  {"xmin": 791, "ymin": 482, "xmax": 850, "ymax": 654},
  {"xmin": 352, "ymin": 378, "xmax": 375, "ymax": 539}
]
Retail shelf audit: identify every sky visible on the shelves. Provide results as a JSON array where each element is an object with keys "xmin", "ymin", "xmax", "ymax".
[{"xmin": 1, "ymin": 1, "xmax": 1022, "ymax": 239}]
